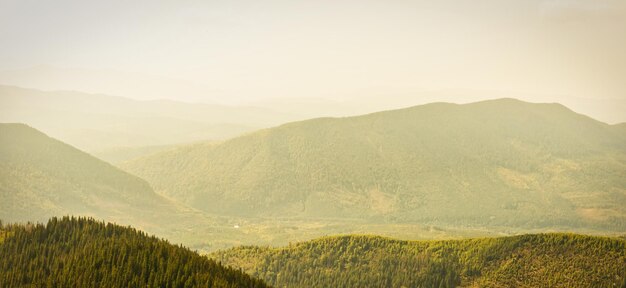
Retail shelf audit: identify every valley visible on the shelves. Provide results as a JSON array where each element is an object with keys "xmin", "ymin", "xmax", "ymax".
[
  {"xmin": 1, "ymin": 94, "xmax": 625, "ymax": 287},
  {"xmin": 3, "ymin": 98, "xmax": 626, "ymax": 253}
]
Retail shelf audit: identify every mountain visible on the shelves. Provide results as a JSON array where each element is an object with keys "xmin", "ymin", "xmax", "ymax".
[
  {"xmin": 0, "ymin": 217, "xmax": 268, "ymax": 287},
  {"xmin": 0, "ymin": 123, "xmax": 345, "ymax": 252},
  {"xmin": 0, "ymin": 85, "xmax": 298, "ymax": 151},
  {"xmin": 123, "ymin": 99, "xmax": 626, "ymax": 231},
  {"xmin": 0, "ymin": 123, "xmax": 189, "ymax": 232},
  {"xmin": 212, "ymin": 233, "xmax": 626, "ymax": 288},
  {"xmin": 251, "ymin": 92, "xmax": 626, "ymax": 125}
]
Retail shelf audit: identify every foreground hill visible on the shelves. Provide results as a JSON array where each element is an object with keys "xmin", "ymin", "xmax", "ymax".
[
  {"xmin": 0, "ymin": 217, "xmax": 268, "ymax": 287},
  {"xmin": 212, "ymin": 233, "xmax": 626, "ymax": 288},
  {"xmin": 0, "ymin": 123, "xmax": 189, "ymax": 233},
  {"xmin": 0, "ymin": 85, "xmax": 297, "ymax": 151},
  {"xmin": 124, "ymin": 99, "xmax": 626, "ymax": 230}
]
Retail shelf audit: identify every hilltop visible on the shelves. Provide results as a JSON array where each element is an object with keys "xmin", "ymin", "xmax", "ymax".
[{"xmin": 0, "ymin": 217, "xmax": 268, "ymax": 287}]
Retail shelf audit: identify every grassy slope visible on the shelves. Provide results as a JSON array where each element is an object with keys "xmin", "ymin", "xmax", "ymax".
[
  {"xmin": 124, "ymin": 99, "xmax": 626, "ymax": 230},
  {"xmin": 212, "ymin": 233, "xmax": 626, "ymax": 288}
]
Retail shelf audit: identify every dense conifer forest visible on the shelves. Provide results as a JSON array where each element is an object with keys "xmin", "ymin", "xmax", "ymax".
[
  {"xmin": 0, "ymin": 217, "xmax": 268, "ymax": 288},
  {"xmin": 213, "ymin": 234, "xmax": 626, "ymax": 288}
]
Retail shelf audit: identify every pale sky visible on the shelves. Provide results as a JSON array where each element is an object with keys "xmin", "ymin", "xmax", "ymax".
[{"xmin": 1, "ymin": 0, "xmax": 625, "ymax": 122}]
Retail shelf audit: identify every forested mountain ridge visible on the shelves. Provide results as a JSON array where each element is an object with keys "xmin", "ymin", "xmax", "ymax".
[
  {"xmin": 123, "ymin": 98, "xmax": 626, "ymax": 230},
  {"xmin": 0, "ymin": 217, "xmax": 268, "ymax": 287},
  {"xmin": 212, "ymin": 233, "xmax": 626, "ymax": 288},
  {"xmin": 0, "ymin": 123, "xmax": 186, "ymax": 232},
  {"xmin": 0, "ymin": 123, "xmax": 341, "ymax": 252}
]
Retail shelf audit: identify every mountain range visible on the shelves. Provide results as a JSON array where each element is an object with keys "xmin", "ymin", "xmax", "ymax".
[
  {"xmin": 123, "ymin": 98, "xmax": 626, "ymax": 231},
  {"xmin": 0, "ymin": 85, "xmax": 298, "ymax": 152},
  {"xmin": 2, "ymin": 97, "xmax": 625, "ymax": 252}
]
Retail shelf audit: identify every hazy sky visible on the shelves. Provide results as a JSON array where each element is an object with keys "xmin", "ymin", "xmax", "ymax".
[{"xmin": 1, "ymin": 0, "xmax": 625, "ymax": 121}]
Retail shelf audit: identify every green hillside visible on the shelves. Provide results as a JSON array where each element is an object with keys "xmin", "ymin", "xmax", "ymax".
[
  {"xmin": 212, "ymin": 233, "xmax": 626, "ymax": 288},
  {"xmin": 0, "ymin": 123, "xmax": 191, "ymax": 232},
  {"xmin": 123, "ymin": 99, "xmax": 626, "ymax": 230},
  {"xmin": 0, "ymin": 217, "xmax": 268, "ymax": 287},
  {"xmin": 0, "ymin": 123, "xmax": 361, "ymax": 252}
]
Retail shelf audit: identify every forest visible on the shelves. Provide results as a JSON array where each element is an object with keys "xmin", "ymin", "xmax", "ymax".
[
  {"xmin": 0, "ymin": 217, "xmax": 268, "ymax": 288},
  {"xmin": 213, "ymin": 233, "xmax": 626, "ymax": 287}
]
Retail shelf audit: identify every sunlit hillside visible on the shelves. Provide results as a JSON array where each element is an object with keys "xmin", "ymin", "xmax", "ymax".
[
  {"xmin": 2, "ymin": 0, "xmax": 625, "ymax": 287},
  {"xmin": 124, "ymin": 99, "xmax": 626, "ymax": 231},
  {"xmin": 213, "ymin": 233, "xmax": 626, "ymax": 287}
]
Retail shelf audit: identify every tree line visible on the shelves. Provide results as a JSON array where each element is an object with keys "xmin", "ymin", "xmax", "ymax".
[{"xmin": 0, "ymin": 217, "xmax": 268, "ymax": 288}]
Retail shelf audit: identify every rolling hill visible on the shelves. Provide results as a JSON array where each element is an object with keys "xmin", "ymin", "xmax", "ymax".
[
  {"xmin": 0, "ymin": 123, "xmax": 194, "ymax": 233},
  {"xmin": 0, "ymin": 217, "xmax": 268, "ymax": 287},
  {"xmin": 1, "ymin": 123, "xmax": 354, "ymax": 252},
  {"xmin": 212, "ymin": 233, "xmax": 626, "ymax": 287},
  {"xmin": 0, "ymin": 85, "xmax": 298, "ymax": 151},
  {"xmin": 123, "ymin": 99, "xmax": 626, "ymax": 231}
]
